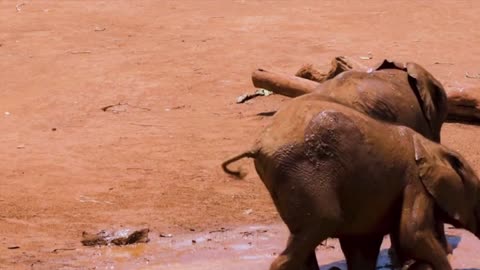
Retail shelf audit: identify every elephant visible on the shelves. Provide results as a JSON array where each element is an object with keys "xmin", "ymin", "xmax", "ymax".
[
  {"xmin": 304, "ymin": 59, "xmax": 448, "ymax": 142},
  {"xmin": 254, "ymin": 59, "xmax": 451, "ymax": 263},
  {"xmin": 222, "ymin": 94, "xmax": 480, "ymax": 270}
]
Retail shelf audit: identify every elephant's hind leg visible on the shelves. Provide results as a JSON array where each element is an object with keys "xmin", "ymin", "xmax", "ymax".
[
  {"xmin": 270, "ymin": 231, "xmax": 325, "ymax": 270},
  {"xmin": 339, "ymin": 234, "xmax": 383, "ymax": 270}
]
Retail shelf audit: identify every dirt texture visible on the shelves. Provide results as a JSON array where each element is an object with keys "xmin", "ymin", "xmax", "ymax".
[{"xmin": 1, "ymin": 1, "xmax": 480, "ymax": 269}]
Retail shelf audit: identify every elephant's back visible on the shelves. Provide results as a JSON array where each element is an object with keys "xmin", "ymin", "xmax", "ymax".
[
  {"xmin": 315, "ymin": 69, "xmax": 430, "ymax": 137},
  {"xmin": 302, "ymin": 108, "xmax": 412, "ymax": 234},
  {"xmin": 257, "ymin": 97, "xmax": 358, "ymax": 158},
  {"xmin": 303, "ymin": 108, "xmax": 366, "ymax": 165}
]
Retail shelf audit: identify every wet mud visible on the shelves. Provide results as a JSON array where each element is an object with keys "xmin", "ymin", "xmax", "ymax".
[{"xmin": 36, "ymin": 224, "xmax": 480, "ymax": 269}]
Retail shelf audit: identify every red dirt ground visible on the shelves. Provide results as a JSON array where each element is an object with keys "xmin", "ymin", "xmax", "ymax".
[{"xmin": 1, "ymin": 1, "xmax": 480, "ymax": 269}]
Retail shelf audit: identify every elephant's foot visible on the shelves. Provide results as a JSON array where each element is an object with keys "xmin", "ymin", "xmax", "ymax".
[
  {"xmin": 270, "ymin": 252, "xmax": 319, "ymax": 270},
  {"xmin": 339, "ymin": 234, "xmax": 383, "ymax": 270},
  {"xmin": 402, "ymin": 261, "xmax": 433, "ymax": 270}
]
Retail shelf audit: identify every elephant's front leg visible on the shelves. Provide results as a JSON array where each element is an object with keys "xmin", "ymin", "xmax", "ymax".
[
  {"xmin": 339, "ymin": 234, "xmax": 383, "ymax": 270},
  {"xmin": 270, "ymin": 231, "xmax": 323, "ymax": 270},
  {"xmin": 390, "ymin": 220, "xmax": 452, "ymax": 268},
  {"xmin": 398, "ymin": 185, "xmax": 452, "ymax": 270}
]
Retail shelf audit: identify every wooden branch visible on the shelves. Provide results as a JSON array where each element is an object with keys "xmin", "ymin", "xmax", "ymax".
[
  {"xmin": 251, "ymin": 68, "xmax": 319, "ymax": 97},
  {"xmin": 446, "ymin": 87, "xmax": 480, "ymax": 123},
  {"xmin": 251, "ymin": 67, "xmax": 480, "ymax": 123}
]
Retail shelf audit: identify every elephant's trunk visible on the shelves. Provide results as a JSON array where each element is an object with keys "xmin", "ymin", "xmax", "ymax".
[{"xmin": 221, "ymin": 149, "xmax": 259, "ymax": 179}]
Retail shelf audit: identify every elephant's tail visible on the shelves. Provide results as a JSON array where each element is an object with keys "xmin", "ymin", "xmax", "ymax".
[{"xmin": 221, "ymin": 149, "xmax": 259, "ymax": 179}]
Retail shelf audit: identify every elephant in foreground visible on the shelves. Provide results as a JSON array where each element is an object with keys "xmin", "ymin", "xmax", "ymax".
[{"xmin": 222, "ymin": 95, "xmax": 480, "ymax": 270}]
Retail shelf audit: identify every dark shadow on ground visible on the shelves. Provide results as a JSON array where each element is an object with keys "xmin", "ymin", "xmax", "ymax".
[{"xmin": 256, "ymin": 110, "xmax": 277, "ymax": 117}]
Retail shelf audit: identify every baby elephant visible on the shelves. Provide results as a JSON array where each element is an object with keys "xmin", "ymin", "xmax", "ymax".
[{"xmin": 222, "ymin": 94, "xmax": 480, "ymax": 270}]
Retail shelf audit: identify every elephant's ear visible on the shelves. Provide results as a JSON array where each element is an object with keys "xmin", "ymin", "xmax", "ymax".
[
  {"xmin": 414, "ymin": 135, "xmax": 473, "ymax": 226},
  {"xmin": 406, "ymin": 63, "xmax": 448, "ymax": 142}
]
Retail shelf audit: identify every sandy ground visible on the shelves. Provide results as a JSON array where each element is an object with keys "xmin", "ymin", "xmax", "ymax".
[{"xmin": 1, "ymin": 1, "xmax": 480, "ymax": 269}]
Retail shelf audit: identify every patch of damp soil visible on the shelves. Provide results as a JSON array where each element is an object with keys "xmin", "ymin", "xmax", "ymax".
[{"xmin": 63, "ymin": 224, "xmax": 480, "ymax": 270}]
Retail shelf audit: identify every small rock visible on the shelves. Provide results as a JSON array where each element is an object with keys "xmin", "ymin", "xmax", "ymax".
[
  {"xmin": 81, "ymin": 228, "xmax": 149, "ymax": 246},
  {"xmin": 159, "ymin": 233, "xmax": 173, "ymax": 238},
  {"xmin": 17, "ymin": 144, "xmax": 25, "ymax": 149},
  {"xmin": 7, "ymin": 246, "xmax": 19, "ymax": 250},
  {"xmin": 51, "ymin": 128, "xmax": 57, "ymax": 131},
  {"xmin": 236, "ymin": 93, "xmax": 249, "ymax": 103},
  {"xmin": 359, "ymin": 52, "xmax": 373, "ymax": 60},
  {"xmin": 118, "ymin": 228, "xmax": 149, "ymax": 245},
  {"xmin": 81, "ymin": 231, "xmax": 108, "ymax": 246},
  {"xmin": 209, "ymin": 227, "xmax": 229, "ymax": 233},
  {"xmin": 4, "ymin": 112, "xmax": 10, "ymax": 116},
  {"xmin": 191, "ymin": 239, "xmax": 197, "ymax": 244},
  {"xmin": 243, "ymin": 209, "xmax": 253, "ymax": 215},
  {"xmin": 240, "ymin": 231, "xmax": 254, "ymax": 237}
]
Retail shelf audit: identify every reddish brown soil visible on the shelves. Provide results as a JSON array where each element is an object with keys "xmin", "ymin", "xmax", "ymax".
[{"xmin": 1, "ymin": 1, "xmax": 480, "ymax": 269}]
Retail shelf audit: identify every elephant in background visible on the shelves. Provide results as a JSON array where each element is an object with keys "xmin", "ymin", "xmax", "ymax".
[
  {"xmin": 302, "ymin": 60, "xmax": 448, "ymax": 142},
  {"xmin": 254, "ymin": 59, "xmax": 448, "ymax": 141},
  {"xmin": 222, "ymin": 95, "xmax": 480, "ymax": 270}
]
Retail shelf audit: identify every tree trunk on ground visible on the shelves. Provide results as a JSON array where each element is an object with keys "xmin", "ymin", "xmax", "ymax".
[
  {"xmin": 446, "ymin": 87, "xmax": 480, "ymax": 123},
  {"xmin": 251, "ymin": 69, "xmax": 319, "ymax": 97},
  {"xmin": 251, "ymin": 65, "xmax": 480, "ymax": 123}
]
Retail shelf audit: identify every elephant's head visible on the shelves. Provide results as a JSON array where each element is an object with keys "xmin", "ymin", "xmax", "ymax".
[
  {"xmin": 376, "ymin": 60, "xmax": 448, "ymax": 142},
  {"xmin": 414, "ymin": 135, "xmax": 480, "ymax": 237}
]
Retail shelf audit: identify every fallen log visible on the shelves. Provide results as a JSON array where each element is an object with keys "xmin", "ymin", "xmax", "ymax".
[
  {"xmin": 251, "ymin": 68, "xmax": 319, "ymax": 97},
  {"xmin": 446, "ymin": 87, "xmax": 480, "ymax": 123},
  {"xmin": 252, "ymin": 67, "xmax": 480, "ymax": 123},
  {"xmin": 251, "ymin": 56, "xmax": 365, "ymax": 97}
]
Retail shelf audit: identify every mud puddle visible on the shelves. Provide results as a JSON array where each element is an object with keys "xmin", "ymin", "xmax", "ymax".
[{"xmin": 48, "ymin": 224, "xmax": 480, "ymax": 270}]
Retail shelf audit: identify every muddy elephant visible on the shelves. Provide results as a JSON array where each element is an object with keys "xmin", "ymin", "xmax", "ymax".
[
  {"xmin": 222, "ymin": 95, "xmax": 480, "ymax": 270},
  {"xmin": 254, "ymin": 59, "xmax": 451, "ymax": 262},
  {"xmin": 303, "ymin": 60, "xmax": 448, "ymax": 142}
]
